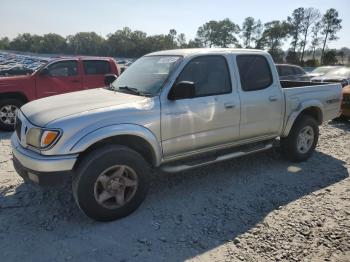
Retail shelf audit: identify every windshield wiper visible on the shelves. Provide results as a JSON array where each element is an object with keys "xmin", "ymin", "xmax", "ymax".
[{"xmin": 117, "ymin": 86, "xmax": 152, "ymax": 97}]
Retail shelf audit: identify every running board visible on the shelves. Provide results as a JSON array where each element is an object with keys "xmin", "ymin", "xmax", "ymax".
[{"xmin": 160, "ymin": 143, "xmax": 273, "ymax": 173}]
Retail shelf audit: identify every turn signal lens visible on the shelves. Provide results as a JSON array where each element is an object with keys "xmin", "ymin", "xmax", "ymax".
[{"xmin": 40, "ymin": 130, "xmax": 59, "ymax": 147}]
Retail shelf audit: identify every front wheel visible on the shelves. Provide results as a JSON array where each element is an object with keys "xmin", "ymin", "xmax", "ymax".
[
  {"xmin": 280, "ymin": 115, "xmax": 319, "ymax": 162},
  {"xmin": 72, "ymin": 145, "xmax": 150, "ymax": 221},
  {"xmin": 0, "ymin": 98, "xmax": 23, "ymax": 131}
]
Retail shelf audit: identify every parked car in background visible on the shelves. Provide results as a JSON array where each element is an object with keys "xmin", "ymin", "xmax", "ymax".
[
  {"xmin": 0, "ymin": 66, "xmax": 34, "ymax": 76},
  {"xmin": 311, "ymin": 67, "xmax": 350, "ymax": 87},
  {"xmin": 308, "ymin": 66, "xmax": 342, "ymax": 78},
  {"xmin": 11, "ymin": 48, "xmax": 342, "ymax": 221},
  {"xmin": 0, "ymin": 57, "xmax": 119, "ymax": 130},
  {"xmin": 303, "ymin": 67, "xmax": 315, "ymax": 73},
  {"xmin": 276, "ymin": 64, "xmax": 311, "ymax": 81},
  {"xmin": 340, "ymin": 85, "xmax": 350, "ymax": 120}
]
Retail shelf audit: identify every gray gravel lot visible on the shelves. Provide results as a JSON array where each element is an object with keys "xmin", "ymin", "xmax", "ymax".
[{"xmin": 0, "ymin": 121, "xmax": 349, "ymax": 262}]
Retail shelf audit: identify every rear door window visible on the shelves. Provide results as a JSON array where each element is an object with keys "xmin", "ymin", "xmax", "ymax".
[
  {"xmin": 83, "ymin": 60, "xmax": 111, "ymax": 75},
  {"xmin": 236, "ymin": 55, "xmax": 273, "ymax": 91}
]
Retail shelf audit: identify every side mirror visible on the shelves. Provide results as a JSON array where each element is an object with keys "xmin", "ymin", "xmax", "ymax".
[
  {"xmin": 104, "ymin": 74, "xmax": 118, "ymax": 86},
  {"xmin": 168, "ymin": 81, "xmax": 195, "ymax": 100},
  {"xmin": 39, "ymin": 67, "xmax": 49, "ymax": 76}
]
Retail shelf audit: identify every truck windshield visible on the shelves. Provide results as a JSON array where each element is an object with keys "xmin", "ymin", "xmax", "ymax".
[{"xmin": 111, "ymin": 55, "xmax": 181, "ymax": 96}]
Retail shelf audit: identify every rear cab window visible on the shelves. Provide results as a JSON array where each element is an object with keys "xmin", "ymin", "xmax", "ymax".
[
  {"xmin": 236, "ymin": 55, "xmax": 273, "ymax": 91},
  {"xmin": 83, "ymin": 60, "xmax": 111, "ymax": 75},
  {"xmin": 293, "ymin": 67, "xmax": 304, "ymax": 75}
]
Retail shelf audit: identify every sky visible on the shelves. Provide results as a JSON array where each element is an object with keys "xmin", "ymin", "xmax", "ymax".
[{"xmin": 0, "ymin": 0, "xmax": 349, "ymax": 49}]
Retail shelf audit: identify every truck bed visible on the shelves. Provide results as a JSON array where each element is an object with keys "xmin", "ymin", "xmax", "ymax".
[
  {"xmin": 280, "ymin": 80, "xmax": 330, "ymax": 88},
  {"xmin": 283, "ymin": 81, "xmax": 342, "ymax": 123}
]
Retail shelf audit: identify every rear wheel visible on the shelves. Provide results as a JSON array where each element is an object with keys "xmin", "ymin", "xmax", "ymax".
[
  {"xmin": 280, "ymin": 115, "xmax": 319, "ymax": 162},
  {"xmin": 0, "ymin": 98, "xmax": 23, "ymax": 131},
  {"xmin": 72, "ymin": 145, "xmax": 150, "ymax": 221}
]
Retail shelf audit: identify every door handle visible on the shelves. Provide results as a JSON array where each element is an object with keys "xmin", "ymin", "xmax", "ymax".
[
  {"xmin": 224, "ymin": 102, "xmax": 235, "ymax": 109},
  {"xmin": 269, "ymin": 96, "xmax": 278, "ymax": 102},
  {"xmin": 71, "ymin": 79, "xmax": 80, "ymax": 83},
  {"xmin": 166, "ymin": 111, "xmax": 187, "ymax": 116}
]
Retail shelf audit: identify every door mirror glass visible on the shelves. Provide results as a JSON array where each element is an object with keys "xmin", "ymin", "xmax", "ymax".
[
  {"xmin": 168, "ymin": 81, "xmax": 195, "ymax": 100},
  {"xmin": 104, "ymin": 74, "xmax": 118, "ymax": 86}
]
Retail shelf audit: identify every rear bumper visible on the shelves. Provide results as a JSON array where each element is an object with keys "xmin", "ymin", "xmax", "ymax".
[{"xmin": 11, "ymin": 133, "xmax": 78, "ymax": 185}]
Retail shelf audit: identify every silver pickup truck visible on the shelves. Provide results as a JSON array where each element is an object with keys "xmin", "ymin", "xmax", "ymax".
[{"xmin": 11, "ymin": 48, "xmax": 342, "ymax": 221}]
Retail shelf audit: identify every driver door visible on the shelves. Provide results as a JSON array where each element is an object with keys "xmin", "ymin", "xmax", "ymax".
[
  {"xmin": 161, "ymin": 55, "xmax": 240, "ymax": 158},
  {"xmin": 36, "ymin": 60, "xmax": 82, "ymax": 98}
]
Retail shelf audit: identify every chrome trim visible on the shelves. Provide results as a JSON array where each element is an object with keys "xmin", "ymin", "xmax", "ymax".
[{"xmin": 161, "ymin": 144, "xmax": 273, "ymax": 173}]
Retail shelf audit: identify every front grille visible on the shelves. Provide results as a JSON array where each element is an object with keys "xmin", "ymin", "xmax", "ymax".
[{"xmin": 15, "ymin": 115, "xmax": 22, "ymax": 141}]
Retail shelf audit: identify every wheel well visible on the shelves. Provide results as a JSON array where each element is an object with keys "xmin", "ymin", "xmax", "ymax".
[
  {"xmin": 75, "ymin": 135, "xmax": 156, "ymax": 168},
  {"xmin": 298, "ymin": 107, "xmax": 322, "ymax": 125},
  {"xmin": 0, "ymin": 92, "xmax": 28, "ymax": 104}
]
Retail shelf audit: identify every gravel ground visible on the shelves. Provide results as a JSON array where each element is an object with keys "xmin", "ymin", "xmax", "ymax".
[{"xmin": 0, "ymin": 120, "xmax": 349, "ymax": 262}]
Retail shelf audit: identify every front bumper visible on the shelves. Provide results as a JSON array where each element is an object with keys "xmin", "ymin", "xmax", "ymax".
[{"xmin": 11, "ymin": 133, "xmax": 78, "ymax": 184}]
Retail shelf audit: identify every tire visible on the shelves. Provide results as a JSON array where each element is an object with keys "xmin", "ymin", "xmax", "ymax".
[
  {"xmin": 72, "ymin": 145, "xmax": 150, "ymax": 221},
  {"xmin": 333, "ymin": 115, "xmax": 349, "ymax": 121},
  {"xmin": 13, "ymin": 157, "xmax": 30, "ymax": 182},
  {"xmin": 0, "ymin": 98, "xmax": 23, "ymax": 131},
  {"xmin": 280, "ymin": 115, "xmax": 319, "ymax": 162}
]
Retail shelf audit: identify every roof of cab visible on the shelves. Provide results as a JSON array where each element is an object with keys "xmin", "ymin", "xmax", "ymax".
[
  {"xmin": 146, "ymin": 48, "xmax": 267, "ymax": 57},
  {"xmin": 50, "ymin": 56, "xmax": 114, "ymax": 61}
]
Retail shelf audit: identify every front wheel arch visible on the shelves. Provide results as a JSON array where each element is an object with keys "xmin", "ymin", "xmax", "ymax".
[{"xmin": 74, "ymin": 134, "xmax": 157, "ymax": 169}]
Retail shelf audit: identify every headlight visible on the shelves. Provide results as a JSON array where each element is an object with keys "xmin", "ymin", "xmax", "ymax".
[{"xmin": 26, "ymin": 128, "xmax": 61, "ymax": 149}]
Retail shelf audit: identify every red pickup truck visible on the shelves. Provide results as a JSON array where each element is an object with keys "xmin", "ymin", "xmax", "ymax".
[{"xmin": 0, "ymin": 57, "xmax": 119, "ymax": 130}]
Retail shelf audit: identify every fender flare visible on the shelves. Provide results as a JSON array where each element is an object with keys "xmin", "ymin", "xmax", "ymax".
[
  {"xmin": 70, "ymin": 124, "xmax": 162, "ymax": 166},
  {"xmin": 282, "ymin": 100, "xmax": 324, "ymax": 137}
]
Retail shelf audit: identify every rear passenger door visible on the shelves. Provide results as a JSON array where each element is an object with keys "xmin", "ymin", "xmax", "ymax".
[
  {"xmin": 236, "ymin": 55, "xmax": 284, "ymax": 140},
  {"xmin": 82, "ymin": 60, "xmax": 112, "ymax": 89}
]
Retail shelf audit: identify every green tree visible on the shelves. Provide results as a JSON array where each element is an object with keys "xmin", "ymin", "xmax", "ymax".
[
  {"xmin": 168, "ymin": 29, "xmax": 177, "ymax": 48},
  {"xmin": 260, "ymin": 20, "xmax": 291, "ymax": 61},
  {"xmin": 241, "ymin": 17, "xmax": 262, "ymax": 48},
  {"xmin": 187, "ymin": 38, "xmax": 203, "ymax": 48},
  {"xmin": 320, "ymin": 9, "xmax": 342, "ymax": 64},
  {"xmin": 287, "ymin": 7, "xmax": 305, "ymax": 53},
  {"xmin": 197, "ymin": 18, "xmax": 240, "ymax": 47},
  {"xmin": 66, "ymin": 32, "xmax": 106, "ymax": 55},
  {"xmin": 40, "ymin": 33, "xmax": 67, "ymax": 54},
  {"xmin": 286, "ymin": 50, "xmax": 299, "ymax": 64},
  {"xmin": 322, "ymin": 49, "xmax": 338, "ymax": 65},
  {"xmin": 299, "ymin": 8, "xmax": 321, "ymax": 63},
  {"xmin": 0, "ymin": 37, "xmax": 10, "ymax": 50},
  {"xmin": 9, "ymin": 33, "xmax": 36, "ymax": 52},
  {"xmin": 337, "ymin": 50, "xmax": 345, "ymax": 64},
  {"xmin": 176, "ymin": 33, "xmax": 187, "ymax": 48},
  {"xmin": 310, "ymin": 21, "xmax": 322, "ymax": 60}
]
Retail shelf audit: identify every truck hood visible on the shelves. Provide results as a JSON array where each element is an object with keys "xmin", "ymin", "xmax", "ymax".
[{"xmin": 21, "ymin": 88, "xmax": 147, "ymax": 126}]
